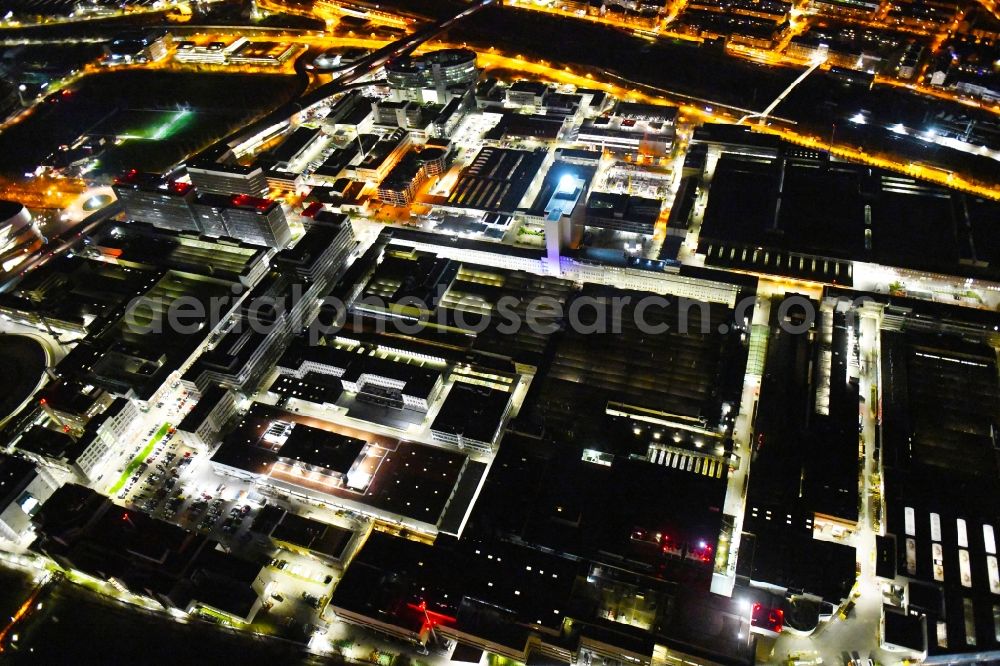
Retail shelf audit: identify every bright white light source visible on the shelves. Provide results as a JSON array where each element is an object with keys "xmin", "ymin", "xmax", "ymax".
[
  {"xmin": 890, "ymin": 123, "xmax": 907, "ymax": 135},
  {"xmin": 850, "ymin": 112, "xmax": 866, "ymax": 124},
  {"xmin": 557, "ymin": 174, "xmax": 576, "ymax": 194}
]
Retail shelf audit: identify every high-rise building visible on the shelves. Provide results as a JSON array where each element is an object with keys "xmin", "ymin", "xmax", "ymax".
[
  {"xmin": 189, "ymin": 195, "xmax": 230, "ymax": 238},
  {"xmin": 114, "ymin": 169, "xmax": 290, "ymax": 248},
  {"xmin": 186, "ymin": 143, "xmax": 269, "ymax": 198},
  {"xmin": 524, "ymin": 164, "xmax": 594, "ymax": 275},
  {"xmin": 191, "ymin": 193, "xmax": 292, "ymax": 248},
  {"xmin": 271, "ymin": 211, "xmax": 356, "ymax": 283},
  {"xmin": 187, "ymin": 162, "xmax": 269, "ymax": 198},
  {"xmin": 112, "ymin": 171, "xmax": 200, "ymax": 233}
]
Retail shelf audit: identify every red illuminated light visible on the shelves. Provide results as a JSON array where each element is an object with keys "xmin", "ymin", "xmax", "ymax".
[
  {"xmin": 230, "ymin": 194, "xmax": 273, "ymax": 212},
  {"xmin": 750, "ymin": 603, "xmax": 784, "ymax": 633},
  {"xmin": 114, "ymin": 169, "xmax": 140, "ymax": 185},
  {"xmin": 406, "ymin": 601, "xmax": 456, "ymax": 632}
]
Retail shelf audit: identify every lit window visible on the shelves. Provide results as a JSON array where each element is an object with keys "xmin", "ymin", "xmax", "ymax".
[
  {"xmin": 933, "ymin": 543, "xmax": 944, "ymax": 582},
  {"xmin": 959, "ymin": 549, "xmax": 972, "ymax": 588},
  {"xmin": 937, "ymin": 621, "xmax": 948, "ymax": 648}
]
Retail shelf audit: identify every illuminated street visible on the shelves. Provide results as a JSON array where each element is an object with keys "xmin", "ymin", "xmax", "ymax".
[{"xmin": 0, "ymin": 0, "xmax": 998, "ymax": 664}]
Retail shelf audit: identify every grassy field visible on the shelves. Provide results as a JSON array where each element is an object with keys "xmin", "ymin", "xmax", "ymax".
[{"xmin": 0, "ymin": 70, "xmax": 301, "ymax": 177}]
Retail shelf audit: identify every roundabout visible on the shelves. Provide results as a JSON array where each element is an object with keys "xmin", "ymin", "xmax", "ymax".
[{"xmin": 81, "ymin": 193, "xmax": 113, "ymax": 212}]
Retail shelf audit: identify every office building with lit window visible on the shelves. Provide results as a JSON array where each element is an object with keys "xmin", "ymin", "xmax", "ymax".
[
  {"xmin": 112, "ymin": 171, "xmax": 200, "ymax": 233},
  {"xmin": 191, "ymin": 193, "xmax": 292, "ymax": 248},
  {"xmin": 186, "ymin": 146, "xmax": 270, "ymax": 198},
  {"xmin": 176, "ymin": 385, "xmax": 238, "ymax": 450},
  {"xmin": 386, "ymin": 49, "xmax": 478, "ymax": 104}
]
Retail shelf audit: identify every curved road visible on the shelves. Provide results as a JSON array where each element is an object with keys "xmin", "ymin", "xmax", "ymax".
[
  {"xmin": 0, "ymin": 0, "xmax": 494, "ymax": 297},
  {"xmin": 0, "ymin": 334, "xmax": 48, "ymax": 429},
  {"xmin": 214, "ymin": 0, "xmax": 495, "ymax": 153}
]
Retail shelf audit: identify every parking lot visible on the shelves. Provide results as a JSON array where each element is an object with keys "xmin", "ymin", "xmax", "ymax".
[
  {"xmin": 259, "ymin": 548, "xmax": 341, "ymax": 635},
  {"xmin": 85, "ymin": 374, "xmax": 369, "ymax": 640},
  {"xmin": 118, "ymin": 459, "xmax": 274, "ymax": 557},
  {"xmin": 447, "ymin": 111, "xmax": 503, "ymax": 168},
  {"xmin": 115, "ymin": 425, "xmax": 198, "ymax": 516},
  {"xmin": 111, "ymin": 421, "xmax": 343, "ymax": 622}
]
